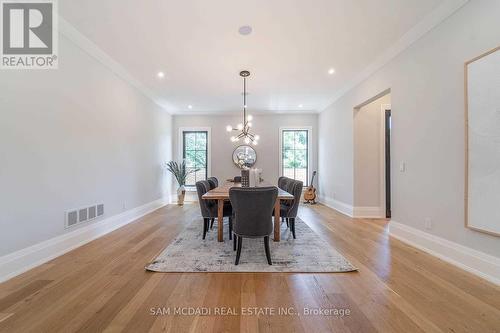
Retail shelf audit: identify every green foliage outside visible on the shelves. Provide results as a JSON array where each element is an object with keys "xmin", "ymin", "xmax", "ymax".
[
  {"xmin": 282, "ymin": 130, "xmax": 308, "ymax": 168},
  {"xmin": 184, "ymin": 132, "xmax": 207, "ymax": 168},
  {"xmin": 183, "ymin": 132, "xmax": 207, "ymax": 185}
]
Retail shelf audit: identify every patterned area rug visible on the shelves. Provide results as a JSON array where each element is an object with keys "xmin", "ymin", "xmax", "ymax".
[{"xmin": 146, "ymin": 218, "xmax": 357, "ymax": 273}]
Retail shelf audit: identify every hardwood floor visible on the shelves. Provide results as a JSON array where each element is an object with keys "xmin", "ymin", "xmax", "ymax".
[{"xmin": 0, "ymin": 204, "xmax": 499, "ymax": 332}]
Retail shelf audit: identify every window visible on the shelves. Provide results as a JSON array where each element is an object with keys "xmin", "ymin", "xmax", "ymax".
[
  {"xmin": 281, "ymin": 129, "xmax": 310, "ymax": 186},
  {"xmin": 182, "ymin": 131, "xmax": 208, "ymax": 186}
]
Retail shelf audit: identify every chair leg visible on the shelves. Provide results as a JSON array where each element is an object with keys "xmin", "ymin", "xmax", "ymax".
[
  {"xmin": 286, "ymin": 218, "xmax": 289, "ymax": 228},
  {"xmin": 233, "ymin": 233, "xmax": 237, "ymax": 251},
  {"xmin": 210, "ymin": 218, "xmax": 215, "ymax": 229},
  {"xmin": 235, "ymin": 236, "xmax": 242, "ymax": 265},
  {"xmin": 229, "ymin": 217, "xmax": 233, "ymax": 240},
  {"xmin": 264, "ymin": 236, "xmax": 272, "ymax": 265},
  {"xmin": 290, "ymin": 218, "xmax": 296, "ymax": 239},
  {"xmin": 203, "ymin": 218, "xmax": 208, "ymax": 240}
]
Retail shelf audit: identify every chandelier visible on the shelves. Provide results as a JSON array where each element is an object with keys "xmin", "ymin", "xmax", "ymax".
[{"xmin": 226, "ymin": 70, "xmax": 260, "ymax": 145}]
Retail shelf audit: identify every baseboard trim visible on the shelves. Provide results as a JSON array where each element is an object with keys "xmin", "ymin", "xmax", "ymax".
[
  {"xmin": 390, "ymin": 221, "xmax": 500, "ymax": 286},
  {"xmin": 0, "ymin": 197, "xmax": 169, "ymax": 283},
  {"xmin": 353, "ymin": 206, "xmax": 384, "ymax": 218},
  {"xmin": 318, "ymin": 195, "xmax": 354, "ymax": 217},
  {"xmin": 169, "ymin": 194, "xmax": 177, "ymax": 204},
  {"xmin": 169, "ymin": 193, "xmax": 197, "ymax": 204}
]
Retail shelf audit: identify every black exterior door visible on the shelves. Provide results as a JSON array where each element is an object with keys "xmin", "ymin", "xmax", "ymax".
[{"xmin": 385, "ymin": 109, "xmax": 392, "ymax": 218}]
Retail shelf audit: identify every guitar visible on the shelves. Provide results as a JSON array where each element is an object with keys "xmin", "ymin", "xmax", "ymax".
[{"xmin": 304, "ymin": 171, "xmax": 317, "ymax": 204}]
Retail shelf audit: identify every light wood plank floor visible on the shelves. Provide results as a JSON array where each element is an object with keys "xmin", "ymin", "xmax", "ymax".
[{"xmin": 0, "ymin": 204, "xmax": 499, "ymax": 332}]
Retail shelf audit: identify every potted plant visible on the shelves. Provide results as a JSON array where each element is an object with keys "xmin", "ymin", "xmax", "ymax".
[{"xmin": 165, "ymin": 160, "xmax": 198, "ymax": 206}]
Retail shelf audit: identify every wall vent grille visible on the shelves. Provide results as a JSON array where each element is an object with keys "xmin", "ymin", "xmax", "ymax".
[
  {"xmin": 97, "ymin": 204, "xmax": 104, "ymax": 217},
  {"xmin": 65, "ymin": 203, "xmax": 104, "ymax": 228},
  {"xmin": 88, "ymin": 206, "xmax": 96, "ymax": 219}
]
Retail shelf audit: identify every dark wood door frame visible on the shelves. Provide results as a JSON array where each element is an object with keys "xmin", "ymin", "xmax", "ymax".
[{"xmin": 384, "ymin": 109, "xmax": 392, "ymax": 218}]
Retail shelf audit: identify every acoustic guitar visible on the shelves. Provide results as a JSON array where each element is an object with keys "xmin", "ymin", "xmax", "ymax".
[{"xmin": 304, "ymin": 171, "xmax": 317, "ymax": 204}]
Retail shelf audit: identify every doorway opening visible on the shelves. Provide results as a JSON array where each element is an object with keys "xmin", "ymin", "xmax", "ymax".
[{"xmin": 353, "ymin": 90, "xmax": 391, "ymax": 218}]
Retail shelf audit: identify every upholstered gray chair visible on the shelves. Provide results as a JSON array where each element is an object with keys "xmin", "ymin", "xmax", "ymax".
[
  {"xmin": 206, "ymin": 176, "xmax": 231, "ymax": 229},
  {"xmin": 195, "ymin": 180, "xmax": 233, "ymax": 240},
  {"xmin": 278, "ymin": 176, "xmax": 288, "ymax": 190},
  {"xmin": 281, "ymin": 179, "xmax": 303, "ymax": 239},
  {"xmin": 207, "ymin": 177, "xmax": 218, "ymax": 189},
  {"xmin": 277, "ymin": 176, "xmax": 293, "ymax": 223},
  {"xmin": 229, "ymin": 186, "xmax": 278, "ymax": 265},
  {"xmin": 205, "ymin": 178, "xmax": 216, "ymax": 229},
  {"xmin": 278, "ymin": 177, "xmax": 293, "ymax": 191}
]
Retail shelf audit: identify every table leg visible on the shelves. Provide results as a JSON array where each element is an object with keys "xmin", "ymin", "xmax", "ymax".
[
  {"xmin": 218, "ymin": 199, "xmax": 224, "ymax": 242},
  {"xmin": 274, "ymin": 198, "xmax": 280, "ymax": 242}
]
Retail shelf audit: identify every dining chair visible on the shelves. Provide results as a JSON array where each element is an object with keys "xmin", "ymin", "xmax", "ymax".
[
  {"xmin": 195, "ymin": 180, "xmax": 233, "ymax": 240},
  {"xmin": 273, "ymin": 176, "xmax": 294, "ymax": 222},
  {"xmin": 206, "ymin": 177, "xmax": 216, "ymax": 229},
  {"xmin": 207, "ymin": 177, "xmax": 231, "ymax": 229},
  {"xmin": 278, "ymin": 176, "xmax": 288, "ymax": 190},
  {"xmin": 229, "ymin": 186, "xmax": 278, "ymax": 265},
  {"xmin": 207, "ymin": 177, "xmax": 218, "ymax": 189},
  {"xmin": 280, "ymin": 180, "xmax": 303, "ymax": 239}
]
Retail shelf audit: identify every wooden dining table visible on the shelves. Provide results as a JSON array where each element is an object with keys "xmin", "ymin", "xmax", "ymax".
[{"xmin": 202, "ymin": 182, "xmax": 294, "ymax": 242}]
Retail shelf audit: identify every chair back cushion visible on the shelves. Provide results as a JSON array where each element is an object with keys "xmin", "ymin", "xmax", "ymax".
[
  {"xmin": 196, "ymin": 180, "xmax": 214, "ymax": 217},
  {"xmin": 281, "ymin": 177, "xmax": 294, "ymax": 207},
  {"xmin": 207, "ymin": 178, "xmax": 217, "ymax": 190},
  {"xmin": 278, "ymin": 176, "xmax": 287, "ymax": 190},
  {"xmin": 208, "ymin": 177, "xmax": 218, "ymax": 188},
  {"xmin": 229, "ymin": 186, "xmax": 278, "ymax": 237},
  {"xmin": 282, "ymin": 177, "xmax": 293, "ymax": 192},
  {"xmin": 287, "ymin": 180, "xmax": 303, "ymax": 218}
]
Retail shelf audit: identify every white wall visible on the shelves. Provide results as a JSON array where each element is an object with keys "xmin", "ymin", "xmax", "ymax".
[
  {"xmin": 173, "ymin": 114, "xmax": 318, "ymax": 189},
  {"xmin": 318, "ymin": 0, "xmax": 500, "ymax": 257},
  {"xmin": 0, "ymin": 35, "xmax": 172, "ymax": 256},
  {"xmin": 354, "ymin": 94, "xmax": 391, "ymax": 209}
]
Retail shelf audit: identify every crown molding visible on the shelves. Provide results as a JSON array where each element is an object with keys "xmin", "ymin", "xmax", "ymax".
[
  {"xmin": 59, "ymin": 0, "xmax": 469, "ymax": 116},
  {"xmin": 170, "ymin": 110, "xmax": 318, "ymax": 116},
  {"xmin": 319, "ymin": 0, "xmax": 470, "ymax": 112},
  {"xmin": 58, "ymin": 17, "xmax": 173, "ymax": 114}
]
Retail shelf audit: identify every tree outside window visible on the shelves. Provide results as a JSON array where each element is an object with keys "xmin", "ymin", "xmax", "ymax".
[
  {"xmin": 282, "ymin": 130, "xmax": 308, "ymax": 186},
  {"xmin": 183, "ymin": 131, "xmax": 208, "ymax": 186}
]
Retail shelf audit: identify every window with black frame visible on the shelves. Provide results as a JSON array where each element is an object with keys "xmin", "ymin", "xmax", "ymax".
[
  {"xmin": 182, "ymin": 131, "xmax": 208, "ymax": 186},
  {"xmin": 281, "ymin": 129, "xmax": 309, "ymax": 186}
]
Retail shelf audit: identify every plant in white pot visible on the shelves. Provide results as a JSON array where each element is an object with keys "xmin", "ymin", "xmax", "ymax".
[{"xmin": 165, "ymin": 160, "xmax": 198, "ymax": 206}]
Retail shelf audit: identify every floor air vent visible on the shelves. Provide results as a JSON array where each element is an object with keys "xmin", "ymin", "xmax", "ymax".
[{"xmin": 65, "ymin": 203, "xmax": 104, "ymax": 228}]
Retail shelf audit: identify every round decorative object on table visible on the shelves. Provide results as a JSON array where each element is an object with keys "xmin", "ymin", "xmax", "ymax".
[{"xmin": 232, "ymin": 145, "xmax": 257, "ymax": 169}]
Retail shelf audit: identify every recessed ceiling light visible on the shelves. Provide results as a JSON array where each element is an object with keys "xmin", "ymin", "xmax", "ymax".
[
  {"xmin": 187, "ymin": 105, "xmax": 193, "ymax": 109},
  {"xmin": 239, "ymin": 25, "xmax": 253, "ymax": 36},
  {"xmin": 298, "ymin": 104, "xmax": 303, "ymax": 108},
  {"xmin": 157, "ymin": 71, "xmax": 165, "ymax": 79},
  {"xmin": 328, "ymin": 68, "xmax": 335, "ymax": 75}
]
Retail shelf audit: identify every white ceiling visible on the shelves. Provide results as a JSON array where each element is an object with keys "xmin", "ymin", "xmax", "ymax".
[{"xmin": 60, "ymin": 0, "xmax": 444, "ymax": 114}]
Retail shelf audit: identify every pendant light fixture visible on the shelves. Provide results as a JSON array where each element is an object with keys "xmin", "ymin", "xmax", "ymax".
[{"xmin": 226, "ymin": 70, "xmax": 260, "ymax": 145}]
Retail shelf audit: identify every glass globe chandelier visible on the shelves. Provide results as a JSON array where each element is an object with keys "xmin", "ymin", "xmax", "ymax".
[{"xmin": 226, "ymin": 70, "xmax": 260, "ymax": 145}]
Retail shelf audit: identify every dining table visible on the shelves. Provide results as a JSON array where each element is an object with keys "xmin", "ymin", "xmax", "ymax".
[{"xmin": 202, "ymin": 182, "xmax": 294, "ymax": 242}]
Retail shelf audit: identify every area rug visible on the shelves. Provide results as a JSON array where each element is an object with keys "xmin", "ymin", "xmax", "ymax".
[{"xmin": 145, "ymin": 218, "xmax": 357, "ymax": 273}]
